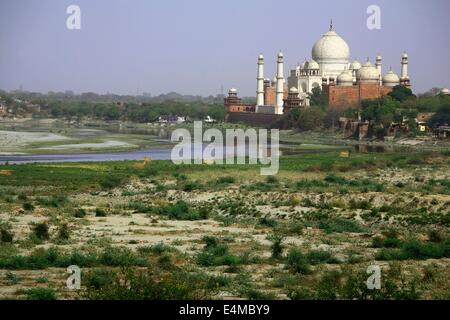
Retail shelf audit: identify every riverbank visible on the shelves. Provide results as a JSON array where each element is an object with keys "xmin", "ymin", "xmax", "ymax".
[{"xmin": 0, "ymin": 151, "xmax": 448, "ymax": 299}]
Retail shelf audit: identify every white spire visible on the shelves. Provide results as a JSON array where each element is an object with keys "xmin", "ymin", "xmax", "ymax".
[
  {"xmin": 376, "ymin": 54, "xmax": 382, "ymax": 85},
  {"xmin": 256, "ymin": 54, "xmax": 265, "ymax": 108},
  {"xmin": 275, "ymin": 51, "xmax": 285, "ymax": 115},
  {"xmin": 401, "ymin": 51, "xmax": 409, "ymax": 79}
]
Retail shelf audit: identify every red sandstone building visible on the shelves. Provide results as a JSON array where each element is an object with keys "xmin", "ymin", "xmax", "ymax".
[{"xmin": 224, "ymin": 24, "xmax": 411, "ymax": 124}]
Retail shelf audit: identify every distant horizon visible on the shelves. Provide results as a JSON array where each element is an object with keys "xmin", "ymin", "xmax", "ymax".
[{"xmin": 1, "ymin": 0, "xmax": 449, "ymax": 96}]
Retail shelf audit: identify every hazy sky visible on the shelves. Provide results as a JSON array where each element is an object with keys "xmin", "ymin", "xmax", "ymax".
[{"xmin": 0, "ymin": 0, "xmax": 449, "ymax": 96}]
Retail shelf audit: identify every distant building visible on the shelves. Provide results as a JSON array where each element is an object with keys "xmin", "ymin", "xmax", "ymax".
[
  {"xmin": 439, "ymin": 88, "xmax": 450, "ymax": 96},
  {"xmin": 416, "ymin": 113, "xmax": 435, "ymax": 132},
  {"xmin": 225, "ymin": 22, "xmax": 411, "ymax": 124},
  {"xmin": 158, "ymin": 115, "xmax": 186, "ymax": 124},
  {"xmin": 204, "ymin": 115, "xmax": 216, "ymax": 123}
]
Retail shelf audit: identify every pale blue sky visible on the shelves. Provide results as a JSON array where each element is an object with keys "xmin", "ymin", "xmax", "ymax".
[{"xmin": 0, "ymin": 0, "xmax": 449, "ymax": 96}]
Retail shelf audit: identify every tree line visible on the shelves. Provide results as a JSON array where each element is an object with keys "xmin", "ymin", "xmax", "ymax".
[{"xmin": 277, "ymin": 86, "xmax": 450, "ymax": 136}]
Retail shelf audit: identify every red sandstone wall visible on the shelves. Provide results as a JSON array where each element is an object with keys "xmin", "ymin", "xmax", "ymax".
[
  {"xmin": 263, "ymin": 87, "xmax": 288, "ymax": 106},
  {"xmin": 226, "ymin": 104, "xmax": 255, "ymax": 113},
  {"xmin": 328, "ymin": 84, "xmax": 394, "ymax": 109},
  {"xmin": 264, "ymin": 87, "xmax": 276, "ymax": 106}
]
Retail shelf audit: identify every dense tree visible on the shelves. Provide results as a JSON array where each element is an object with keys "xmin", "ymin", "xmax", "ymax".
[
  {"xmin": 361, "ymin": 96, "xmax": 400, "ymax": 127},
  {"xmin": 308, "ymin": 87, "xmax": 328, "ymax": 108},
  {"xmin": 277, "ymin": 107, "xmax": 325, "ymax": 131},
  {"xmin": 429, "ymin": 103, "xmax": 450, "ymax": 128},
  {"xmin": 388, "ymin": 85, "xmax": 415, "ymax": 102}
]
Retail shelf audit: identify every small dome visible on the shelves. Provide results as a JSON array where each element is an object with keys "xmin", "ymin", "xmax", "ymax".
[
  {"xmin": 289, "ymin": 87, "xmax": 299, "ymax": 93},
  {"xmin": 229, "ymin": 88, "xmax": 237, "ymax": 94},
  {"xmin": 278, "ymin": 51, "xmax": 284, "ymax": 58},
  {"xmin": 382, "ymin": 70, "xmax": 400, "ymax": 86},
  {"xmin": 402, "ymin": 52, "xmax": 408, "ymax": 58},
  {"xmin": 337, "ymin": 70, "xmax": 354, "ymax": 86},
  {"xmin": 307, "ymin": 59, "xmax": 319, "ymax": 70},
  {"xmin": 349, "ymin": 60, "xmax": 362, "ymax": 70},
  {"xmin": 357, "ymin": 60, "xmax": 380, "ymax": 83},
  {"xmin": 312, "ymin": 30, "xmax": 350, "ymax": 64},
  {"xmin": 258, "ymin": 54, "xmax": 264, "ymax": 60}
]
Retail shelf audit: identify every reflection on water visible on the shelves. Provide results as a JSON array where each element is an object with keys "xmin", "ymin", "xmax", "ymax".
[{"xmin": 0, "ymin": 143, "xmax": 279, "ymax": 165}]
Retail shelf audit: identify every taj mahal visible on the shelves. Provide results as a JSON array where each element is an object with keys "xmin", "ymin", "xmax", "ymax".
[{"xmin": 225, "ymin": 22, "xmax": 411, "ymax": 122}]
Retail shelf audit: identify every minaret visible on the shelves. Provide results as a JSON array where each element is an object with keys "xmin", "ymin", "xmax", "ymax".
[
  {"xmin": 275, "ymin": 51, "xmax": 285, "ymax": 115},
  {"xmin": 400, "ymin": 52, "xmax": 410, "ymax": 87},
  {"xmin": 401, "ymin": 52, "xmax": 408, "ymax": 79},
  {"xmin": 256, "ymin": 54, "xmax": 265, "ymax": 110},
  {"xmin": 376, "ymin": 55, "xmax": 382, "ymax": 85}
]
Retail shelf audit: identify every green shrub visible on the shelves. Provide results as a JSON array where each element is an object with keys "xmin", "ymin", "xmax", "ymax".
[
  {"xmin": 4, "ymin": 271, "xmax": 20, "ymax": 284},
  {"xmin": 267, "ymin": 234, "xmax": 284, "ymax": 259},
  {"xmin": 31, "ymin": 222, "xmax": 50, "ymax": 241},
  {"xmin": 182, "ymin": 181, "xmax": 203, "ymax": 192},
  {"xmin": 23, "ymin": 202, "xmax": 35, "ymax": 211},
  {"xmin": 318, "ymin": 218, "xmax": 366, "ymax": 233},
  {"xmin": 0, "ymin": 227, "xmax": 14, "ymax": 243},
  {"xmin": 196, "ymin": 239, "xmax": 241, "ymax": 267},
  {"xmin": 150, "ymin": 201, "xmax": 207, "ymax": 220},
  {"xmin": 99, "ymin": 246, "xmax": 147, "ymax": 267},
  {"xmin": 349, "ymin": 199, "xmax": 372, "ymax": 210},
  {"xmin": 372, "ymin": 236, "xmax": 402, "ymax": 248},
  {"xmin": 286, "ymin": 249, "xmax": 310, "ymax": 274},
  {"xmin": 56, "ymin": 224, "xmax": 70, "ymax": 241},
  {"xmin": 36, "ymin": 195, "xmax": 68, "ymax": 208},
  {"xmin": 18, "ymin": 193, "xmax": 28, "ymax": 201},
  {"xmin": 73, "ymin": 208, "xmax": 87, "ymax": 218},
  {"xmin": 95, "ymin": 208, "xmax": 107, "ymax": 217},
  {"xmin": 316, "ymin": 270, "xmax": 342, "ymax": 300},
  {"xmin": 201, "ymin": 236, "xmax": 219, "ymax": 249},
  {"xmin": 84, "ymin": 267, "xmax": 218, "ymax": 300},
  {"xmin": 217, "ymin": 176, "xmax": 235, "ymax": 184},
  {"xmin": 36, "ymin": 276, "xmax": 49, "ymax": 283},
  {"xmin": 138, "ymin": 243, "xmax": 174, "ymax": 255},
  {"xmin": 85, "ymin": 269, "xmax": 115, "ymax": 290},
  {"xmin": 266, "ymin": 176, "xmax": 278, "ymax": 184},
  {"xmin": 376, "ymin": 239, "xmax": 450, "ymax": 260},
  {"xmin": 259, "ymin": 216, "xmax": 278, "ymax": 228},
  {"xmin": 306, "ymin": 250, "xmax": 336, "ymax": 265},
  {"xmin": 240, "ymin": 288, "xmax": 276, "ymax": 300},
  {"xmin": 100, "ymin": 175, "xmax": 124, "ymax": 190},
  {"xmin": 126, "ymin": 201, "xmax": 152, "ymax": 213},
  {"xmin": 24, "ymin": 287, "xmax": 57, "ymax": 300},
  {"xmin": 401, "ymin": 240, "xmax": 447, "ymax": 260},
  {"xmin": 427, "ymin": 230, "xmax": 443, "ymax": 243}
]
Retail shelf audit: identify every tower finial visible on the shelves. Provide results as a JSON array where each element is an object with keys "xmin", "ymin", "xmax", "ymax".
[{"xmin": 330, "ymin": 19, "xmax": 333, "ymax": 31}]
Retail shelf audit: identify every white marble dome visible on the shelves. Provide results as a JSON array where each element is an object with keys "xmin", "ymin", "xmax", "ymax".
[
  {"xmin": 312, "ymin": 30, "xmax": 350, "ymax": 64},
  {"xmin": 307, "ymin": 59, "xmax": 320, "ymax": 70},
  {"xmin": 229, "ymin": 88, "xmax": 237, "ymax": 94},
  {"xmin": 337, "ymin": 70, "xmax": 354, "ymax": 86},
  {"xmin": 382, "ymin": 70, "xmax": 400, "ymax": 87},
  {"xmin": 357, "ymin": 61, "xmax": 380, "ymax": 83},
  {"xmin": 349, "ymin": 60, "xmax": 362, "ymax": 70},
  {"xmin": 289, "ymin": 87, "xmax": 299, "ymax": 93}
]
